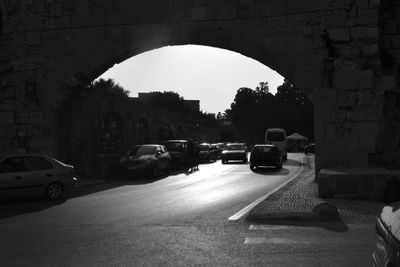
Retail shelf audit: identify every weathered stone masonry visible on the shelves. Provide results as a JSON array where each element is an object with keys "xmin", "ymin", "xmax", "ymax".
[{"xmin": 0, "ymin": 0, "xmax": 399, "ymax": 172}]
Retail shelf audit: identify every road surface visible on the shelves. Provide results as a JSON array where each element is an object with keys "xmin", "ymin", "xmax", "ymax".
[{"xmin": 0, "ymin": 153, "xmax": 374, "ymax": 266}]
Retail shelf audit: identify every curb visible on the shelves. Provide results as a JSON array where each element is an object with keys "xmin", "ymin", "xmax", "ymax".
[{"xmin": 245, "ymin": 159, "xmax": 341, "ymax": 223}]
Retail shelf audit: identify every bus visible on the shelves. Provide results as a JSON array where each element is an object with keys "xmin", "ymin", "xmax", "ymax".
[{"xmin": 265, "ymin": 128, "xmax": 287, "ymax": 160}]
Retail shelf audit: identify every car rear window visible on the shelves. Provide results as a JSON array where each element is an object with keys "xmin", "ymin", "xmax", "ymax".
[
  {"xmin": 253, "ymin": 146, "xmax": 278, "ymax": 153},
  {"xmin": 163, "ymin": 142, "xmax": 183, "ymax": 151}
]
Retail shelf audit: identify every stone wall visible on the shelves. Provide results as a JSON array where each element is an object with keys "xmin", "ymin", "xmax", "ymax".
[
  {"xmin": 369, "ymin": 0, "xmax": 400, "ymax": 168},
  {"xmin": 0, "ymin": 0, "xmax": 399, "ymax": 171}
]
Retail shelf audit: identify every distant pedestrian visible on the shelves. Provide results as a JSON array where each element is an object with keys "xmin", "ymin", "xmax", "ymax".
[
  {"xmin": 193, "ymin": 142, "xmax": 200, "ymax": 171},
  {"xmin": 187, "ymin": 139, "xmax": 195, "ymax": 172}
]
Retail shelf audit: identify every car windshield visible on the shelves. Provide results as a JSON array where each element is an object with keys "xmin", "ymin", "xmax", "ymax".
[
  {"xmin": 225, "ymin": 144, "xmax": 245, "ymax": 150},
  {"xmin": 163, "ymin": 142, "xmax": 182, "ymax": 151},
  {"xmin": 199, "ymin": 145, "xmax": 210, "ymax": 151},
  {"xmin": 267, "ymin": 132, "xmax": 285, "ymax": 141},
  {"xmin": 130, "ymin": 146, "xmax": 156, "ymax": 156}
]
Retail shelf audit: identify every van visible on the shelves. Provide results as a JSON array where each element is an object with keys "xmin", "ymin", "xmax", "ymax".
[{"xmin": 265, "ymin": 128, "xmax": 287, "ymax": 160}]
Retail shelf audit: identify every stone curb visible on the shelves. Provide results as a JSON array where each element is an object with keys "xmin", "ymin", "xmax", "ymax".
[{"xmin": 246, "ymin": 164, "xmax": 342, "ymax": 223}]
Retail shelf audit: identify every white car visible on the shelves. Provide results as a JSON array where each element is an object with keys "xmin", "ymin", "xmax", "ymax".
[{"xmin": 0, "ymin": 153, "xmax": 77, "ymax": 200}]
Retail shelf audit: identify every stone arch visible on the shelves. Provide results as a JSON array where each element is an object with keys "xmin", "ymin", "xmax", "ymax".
[{"xmin": 135, "ymin": 118, "xmax": 149, "ymax": 145}]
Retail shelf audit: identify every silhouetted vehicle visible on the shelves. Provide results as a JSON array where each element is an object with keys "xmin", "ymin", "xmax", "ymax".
[
  {"xmin": 212, "ymin": 143, "xmax": 225, "ymax": 158},
  {"xmin": 0, "ymin": 153, "xmax": 77, "ymax": 200},
  {"xmin": 265, "ymin": 128, "xmax": 287, "ymax": 160},
  {"xmin": 198, "ymin": 143, "xmax": 219, "ymax": 163},
  {"xmin": 119, "ymin": 144, "xmax": 171, "ymax": 179},
  {"xmin": 161, "ymin": 140, "xmax": 189, "ymax": 169},
  {"xmin": 373, "ymin": 202, "xmax": 400, "ymax": 267},
  {"xmin": 250, "ymin": 144, "xmax": 282, "ymax": 170},
  {"xmin": 304, "ymin": 143, "xmax": 315, "ymax": 154},
  {"xmin": 221, "ymin": 143, "xmax": 247, "ymax": 164}
]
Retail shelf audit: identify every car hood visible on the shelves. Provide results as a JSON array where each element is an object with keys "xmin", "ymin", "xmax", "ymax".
[{"xmin": 380, "ymin": 201, "xmax": 400, "ymax": 235}]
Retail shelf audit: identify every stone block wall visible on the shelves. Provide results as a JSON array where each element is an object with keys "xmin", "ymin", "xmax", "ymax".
[
  {"xmin": 1, "ymin": 0, "xmax": 400, "ymax": 172},
  {"xmin": 369, "ymin": 0, "xmax": 400, "ymax": 168}
]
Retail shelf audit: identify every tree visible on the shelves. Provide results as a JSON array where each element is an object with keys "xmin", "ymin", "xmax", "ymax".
[
  {"xmin": 90, "ymin": 78, "xmax": 130, "ymax": 97},
  {"xmin": 228, "ymin": 80, "xmax": 314, "ymax": 144}
]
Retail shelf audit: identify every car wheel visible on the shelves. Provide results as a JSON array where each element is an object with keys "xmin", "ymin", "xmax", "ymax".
[
  {"xmin": 283, "ymin": 155, "xmax": 287, "ymax": 161},
  {"xmin": 45, "ymin": 182, "xmax": 63, "ymax": 200},
  {"xmin": 250, "ymin": 164, "xmax": 256, "ymax": 171}
]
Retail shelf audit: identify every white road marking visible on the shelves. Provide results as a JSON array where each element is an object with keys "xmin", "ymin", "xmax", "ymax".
[
  {"xmin": 244, "ymin": 237, "xmax": 312, "ymax": 245},
  {"xmin": 228, "ymin": 158, "xmax": 305, "ymax": 221}
]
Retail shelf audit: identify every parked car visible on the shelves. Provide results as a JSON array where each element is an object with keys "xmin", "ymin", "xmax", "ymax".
[
  {"xmin": 212, "ymin": 143, "xmax": 225, "ymax": 159},
  {"xmin": 119, "ymin": 144, "xmax": 171, "ymax": 178},
  {"xmin": 250, "ymin": 144, "xmax": 282, "ymax": 170},
  {"xmin": 161, "ymin": 140, "xmax": 189, "ymax": 169},
  {"xmin": 304, "ymin": 143, "xmax": 315, "ymax": 154},
  {"xmin": 0, "ymin": 153, "xmax": 77, "ymax": 200},
  {"xmin": 221, "ymin": 143, "xmax": 248, "ymax": 164},
  {"xmin": 373, "ymin": 201, "xmax": 400, "ymax": 267},
  {"xmin": 198, "ymin": 143, "xmax": 219, "ymax": 163}
]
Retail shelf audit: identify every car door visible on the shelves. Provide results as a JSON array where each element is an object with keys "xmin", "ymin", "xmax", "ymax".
[
  {"xmin": 0, "ymin": 156, "xmax": 26, "ymax": 197},
  {"xmin": 21, "ymin": 156, "xmax": 54, "ymax": 195},
  {"xmin": 157, "ymin": 146, "xmax": 169, "ymax": 170}
]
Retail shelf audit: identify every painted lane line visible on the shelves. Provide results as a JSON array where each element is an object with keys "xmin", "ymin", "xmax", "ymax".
[
  {"xmin": 228, "ymin": 159, "xmax": 305, "ymax": 221},
  {"xmin": 244, "ymin": 237, "xmax": 313, "ymax": 245}
]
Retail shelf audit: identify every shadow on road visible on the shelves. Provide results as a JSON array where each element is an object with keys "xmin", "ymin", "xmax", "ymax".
[
  {"xmin": 0, "ymin": 197, "xmax": 66, "ymax": 219},
  {"xmin": 251, "ymin": 167, "xmax": 290, "ymax": 176},
  {"xmin": 247, "ymin": 218, "xmax": 349, "ymax": 233},
  {"xmin": 0, "ymin": 173, "xmax": 171, "ymax": 219}
]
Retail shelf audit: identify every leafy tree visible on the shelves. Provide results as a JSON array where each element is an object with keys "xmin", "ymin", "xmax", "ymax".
[
  {"xmin": 228, "ymin": 80, "xmax": 314, "ymax": 143},
  {"xmin": 90, "ymin": 78, "xmax": 130, "ymax": 97}
]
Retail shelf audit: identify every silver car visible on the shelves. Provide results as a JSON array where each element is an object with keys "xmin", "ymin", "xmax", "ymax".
[{"xmin": 0, "ymin": 153, "xmax": 77, "ymax": 200}]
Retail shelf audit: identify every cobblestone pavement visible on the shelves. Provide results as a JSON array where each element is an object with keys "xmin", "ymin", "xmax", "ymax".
[{"xmin": 248, "ymin": 155, "xmax": 385, "ymax": 224}]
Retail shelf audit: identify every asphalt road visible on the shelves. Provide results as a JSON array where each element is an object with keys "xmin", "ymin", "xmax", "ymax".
[{"xmin": 0, "ymin": 153, "xmax": 374, "ymax": 266}]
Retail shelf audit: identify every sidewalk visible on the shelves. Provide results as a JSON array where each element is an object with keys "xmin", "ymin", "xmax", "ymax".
[{"xmin": 247, "ymin": 155, "xmax": 385, "ymax": 225}]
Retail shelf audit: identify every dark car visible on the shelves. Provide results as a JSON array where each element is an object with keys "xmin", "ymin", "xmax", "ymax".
[
  {"xmin": 198, "ymin": 143, "xmax": 219, "ymax": 163},
  {"xmin": 161, "ymin": 140, "xmax": 189, "ymax": 169},
  {"xmin": 304, "ymin": 143, "xmax": 315, "ymax": 154},
  {"xmin": 221, "ymin": 143, "xmax": 248, "ymax": 164},
  {"xmin": 373, "ymin": 202, "xmax": 400, "ymax": 267},
  {"xmin": 0, "ymin": 153, "xmax": 77, "ymax": 200},
  {"xmin": 249, "ymin": 144, "xmax": 282, "ymax": 170},
  {"xmin": 119, "ymin": 144, "xmax": 171, "ymax": 178}
]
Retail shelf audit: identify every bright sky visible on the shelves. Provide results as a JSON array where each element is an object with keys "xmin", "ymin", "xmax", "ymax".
[{"xmin": 98, "ymin": 45, "xmax": 284, "ymax": 114}]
